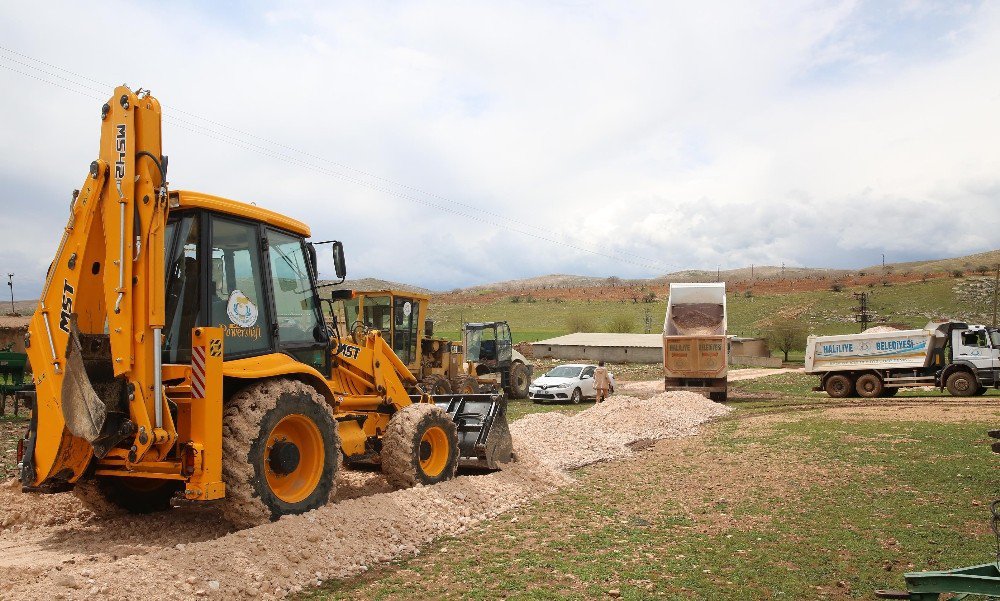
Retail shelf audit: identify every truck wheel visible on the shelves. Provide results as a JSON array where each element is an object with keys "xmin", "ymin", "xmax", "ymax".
[
  {"xmin": 824, "ymin": 374, "xmax": 853, "ymax": 399},
  {"xmin": 880, "ymin": 386, "xmax": 898, "ymax": 397},
  {"xmin": 508, "ymin": 362, "xmax": 531, "ymax": 399},
  {"xmin": 221, "ymin": 380, "xmax": 339, "ymax": 529},
  {"xmin": 420, "ymin": 374, "xmax": 453, "ymax": 395},
  {"xmin": 855, "ymin": 374, "xmax": 883, "ymax": 399},
  {"xmin": 709, "ymin": 390, "xmax": 728, "ymax": 402},
  {"xmin": 972, "ymin": 386, "xmax": 988, "ymax": 396},
  {"xmin": 382, "ymin": 403, "xmax": 459, "ymax": 488},
  {"xmin": 946, "ymin": 371, "xmax": 977, "ymax": 396},
  {"xmin": 451, "ymin": 375, "xmax": 478, "ymax": 395}
]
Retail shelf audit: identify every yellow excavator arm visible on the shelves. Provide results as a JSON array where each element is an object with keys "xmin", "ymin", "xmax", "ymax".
[{"xmin": 25, "ymin": 87, "xmax": 172, "ymax": 487}]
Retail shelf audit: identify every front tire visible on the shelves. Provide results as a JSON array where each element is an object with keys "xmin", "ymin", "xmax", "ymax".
[
  {"xmin": 420, "ymin": 374, "xmax": 453, "ymax": 395},
  {"xmin": 855, "ymin": 374, "xmax": 883, "ymax": 399},
  {"xmin": 382, "ymin": 404, "xmax": 459, "ymax": 488},
  {"xmin": 569, "ymin": 388, "xmax": 583, "ymax": 404},
  {"xmin": 824, "ymin": 374, "xmax": 854, "ymax": 399},
  {"xmin": 221, "ymin": 380, "xmax": 339, "ymax": 529},
  {"xmin": 946, "ymin": 371, "xmax": 977, "ymax": 397},
  {"xmin": 451, "ymin": 375, "xmax": 478, "ymax": 395}
]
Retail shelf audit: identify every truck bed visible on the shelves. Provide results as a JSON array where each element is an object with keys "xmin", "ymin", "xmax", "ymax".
[
  {"xmin": 804, "ymin": 329, "xmax": 935, "ymax": 373},
  {"xmin": 663, "ymin": 335, "xmax": 728, "ymax": 379}
]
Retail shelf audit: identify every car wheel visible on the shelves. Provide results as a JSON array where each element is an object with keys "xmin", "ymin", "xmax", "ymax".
[{"xmin": 570, "ymin": 388, "xmax": 582, "ymax": 404}]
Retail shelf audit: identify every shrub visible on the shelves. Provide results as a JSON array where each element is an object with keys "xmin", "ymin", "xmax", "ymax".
[
  {"xmin": 606, "ymin": 314, "xmax": 635, "ymax": 333},
  {"xmin": 830, "ymin": 282, "xmax": 844, "ymax": 292},
  {"xmin": 952, "ymin": 269, "xmax": 964, "ymax": 278},
  {"xmin": 566, "ymin": 314, "xmax": 594, "ymax": 332}
]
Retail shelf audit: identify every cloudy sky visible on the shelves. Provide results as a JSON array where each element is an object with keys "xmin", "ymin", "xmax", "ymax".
[{"xmin": 1, "ymin": 1, "xmax": 998, "ymax": 296}]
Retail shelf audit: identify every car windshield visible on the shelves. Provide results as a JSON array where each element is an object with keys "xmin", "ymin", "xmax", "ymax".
[
  {"xmin": 991, "ymin": 329, "xmax": 1000, "ymax": 348},
  {"xmin": 545, "ymin": 366, "xmax": 582, "ymax": 378}
]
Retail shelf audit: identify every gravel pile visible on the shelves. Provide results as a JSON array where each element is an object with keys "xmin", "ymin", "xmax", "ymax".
[
  {"xmin": 668, "ymin": 303, "xmax": 725, "ymax": 335},
  {"xmin": 0, "ymin": 391, "xmax": 727, "ymax": 600},
  {"xmin": 512, "ymin": 391, "xmax": 730, "ymax": 470}
]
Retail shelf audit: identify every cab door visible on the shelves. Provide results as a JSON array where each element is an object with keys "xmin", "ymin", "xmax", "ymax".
[{"xmin": 265, "ymin": 228, "xmax": 328, "ymax": 374}]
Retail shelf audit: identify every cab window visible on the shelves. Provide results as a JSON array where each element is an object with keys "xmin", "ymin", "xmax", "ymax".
[
  {"xmin": 163, "ymin": 214, "xmax": 201, "ymax": 363},
  {"xmin": 267, "ymin": 230, "xmax": 322, "ymax": 345},
  {"xmin": 962, "ymin": 331, "xmax": 988, "ymax": 348}
]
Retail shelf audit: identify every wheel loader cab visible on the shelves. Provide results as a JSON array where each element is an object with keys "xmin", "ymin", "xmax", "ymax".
[{"xmin": 163, "ymin": 193, "xmax": 330, "ymax": 375}]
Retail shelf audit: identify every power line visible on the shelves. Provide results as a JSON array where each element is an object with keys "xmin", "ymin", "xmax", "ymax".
[{"xmin": 0, "ymin": 45, "xmax": 684, "ymax": 273}]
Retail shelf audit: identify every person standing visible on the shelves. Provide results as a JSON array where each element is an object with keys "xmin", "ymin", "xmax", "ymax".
[{"xmin": 594, "ymin": 361, "xmax": 610, "ymax": 403}]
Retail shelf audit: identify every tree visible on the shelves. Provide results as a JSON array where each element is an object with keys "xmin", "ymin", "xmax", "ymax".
[{"xmin": 763, "ymin": 320, "xmax": 809, "ymax": 362}]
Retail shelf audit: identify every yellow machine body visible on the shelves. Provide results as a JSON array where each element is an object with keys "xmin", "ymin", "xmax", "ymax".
[{"xmin": 21, "ymin": 87, "xmax": 511, "ymax": 507}]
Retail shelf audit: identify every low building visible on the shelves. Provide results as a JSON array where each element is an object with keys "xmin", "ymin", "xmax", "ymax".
[
  {"xmin": 531, "ymin": 333, "xmax": 663, "ymax": 363},
  {"xmin": 531, "ymin": 332, "xmax": 780, "ymax": 366}
]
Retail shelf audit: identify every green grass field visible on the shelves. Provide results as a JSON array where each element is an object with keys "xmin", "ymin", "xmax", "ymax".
[
  {"xmin": 429, "ymin": 276, "xmax": 992, "ymax": 343},
  {"xmin": 306, "ymin": 373, "xmax": 1000, "ymax": 600}
]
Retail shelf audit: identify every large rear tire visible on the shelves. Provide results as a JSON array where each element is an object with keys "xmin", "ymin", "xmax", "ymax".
[
  {"xmin": 855, "ymin": 374, "xmax": 883, "ymax": 399},
  {"xmin": 382, "ymin": 404, "xmax": 459, "ymax": 488},
  {"xmin": 824, "ymin": 374, "xmax": 853, "ymax": 399},
  {"xmin": 946, "ymin": 371, "xmax": 977, "ymax": 397},
  {"xmin": 508, "ymin": 362, "xmax": 531, "ymax": 399},
  {"xmin": 221, "ymin": 379, "xmax": 339, "ymax": 529}
]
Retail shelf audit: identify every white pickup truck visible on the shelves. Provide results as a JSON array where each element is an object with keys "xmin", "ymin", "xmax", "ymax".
[{"xmin": 805, "ymin": 320, "xmax": 1000, "ymax": 398}]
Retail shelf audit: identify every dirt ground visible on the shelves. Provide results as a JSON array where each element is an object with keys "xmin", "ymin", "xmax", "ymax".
[
  {"xmin": 616, "ymin": 368, "xmax": 801, "ymax": 398},
  {"xmin": 0, "ymin": 391, "xmax": 726, "ymax": 600}
]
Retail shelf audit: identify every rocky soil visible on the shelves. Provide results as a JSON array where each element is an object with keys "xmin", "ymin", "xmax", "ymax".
[{"xmin": 0, "ymin": 391, "xmax": 728, "ymax": 600}]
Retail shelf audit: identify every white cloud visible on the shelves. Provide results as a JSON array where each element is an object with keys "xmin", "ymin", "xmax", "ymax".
[{"xmin": 0, "ymin": 0, "xmax": 997, "ymax": 296}]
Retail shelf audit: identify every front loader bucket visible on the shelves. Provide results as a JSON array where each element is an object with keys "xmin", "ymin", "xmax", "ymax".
[
  {"xmin": 435, "ymin": 393, "xmax": 514, "ymax": 470},
  {"xmin": 61, "ymin": 321, "xmax": 106, "ymax": 445}
]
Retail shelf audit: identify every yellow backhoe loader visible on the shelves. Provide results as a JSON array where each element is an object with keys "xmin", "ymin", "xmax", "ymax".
[{"xmin": 16, "ymin": 86, "xmax": 513, "ymax": 527}]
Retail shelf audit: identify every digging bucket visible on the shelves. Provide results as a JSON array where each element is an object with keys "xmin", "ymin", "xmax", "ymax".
[{"xmin": 434, "ymin": 393, "xmax": 514, "ymax": 470}]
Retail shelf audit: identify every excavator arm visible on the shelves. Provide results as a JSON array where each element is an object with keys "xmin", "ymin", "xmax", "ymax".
[{"xmin": 24, "ymin": 86, "xmax": 173, "ymax": 487}]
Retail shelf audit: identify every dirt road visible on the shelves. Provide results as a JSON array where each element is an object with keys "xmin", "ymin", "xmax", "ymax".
[
  {"xmin": 0, "ymin": 391, "xmax": 727, "ymax": 600},
  {"xmin": 617, "ymin": 367, "xmax": 801, "ymax": 397}
]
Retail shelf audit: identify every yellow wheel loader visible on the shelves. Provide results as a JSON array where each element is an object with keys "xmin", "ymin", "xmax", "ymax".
[
  {"xmin": 331, "ymin": 290, "xmax": 532, "ymax": 398},
  {"xmin": 16, "ymin": 86, "xmax": 513, "ymax": 527}
]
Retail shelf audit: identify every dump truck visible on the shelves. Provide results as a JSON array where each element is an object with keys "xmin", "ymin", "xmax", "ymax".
[
  {"xmin": 16, "ymin": 86, "xmax": 513, "ymax": 528},
  {"xmin": 805, "ymin": 321, "xmax": 1000, "ymax": 398},
  {"xmin": 328, "ymin": 290, "xmax": 532, "ymax": 397},
  {"xmin": 663, "ymin": 283, "xmax": 728, "ymax": 401}
]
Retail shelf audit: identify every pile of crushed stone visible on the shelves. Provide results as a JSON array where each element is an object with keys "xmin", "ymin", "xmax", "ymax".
[
  {"xmin": 512, "ymin": 391, "xmax": 729, "ymax": 470},
  {"xmin": 668, "ymin": 303, "xmax": 725, "ymax": 336},
  {"xmin": 0, "ymin": 391, "xmax": 728, "ymax": 600}
]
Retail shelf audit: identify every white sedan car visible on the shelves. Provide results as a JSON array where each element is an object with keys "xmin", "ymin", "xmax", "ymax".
[{"xmin": 528, "ymin": 363, "xmax": 615, "ymax": 404}]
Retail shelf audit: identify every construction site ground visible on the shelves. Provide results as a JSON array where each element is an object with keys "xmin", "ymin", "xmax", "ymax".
[{"xmin": 0, "ymin": 369, "xmax": 996, "ymax": 599}]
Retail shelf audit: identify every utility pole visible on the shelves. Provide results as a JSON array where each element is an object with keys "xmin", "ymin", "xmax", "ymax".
[
  {"xmin": 882, "ymin": 253, "xmax": 885, "ymax": 272},
  {"xmin": 6, "ymin": 274, "xmax": 13, "ymax": 316},
  {"xmin": 781, "ymin": 262, "xmax": 784, "ymax": 279},
  {"xmin": 716, "ymin": 265, "xmax": 720, "ymax": 282},
  {"xmin": 644, "ymin": 307, "xmax": 652, "ymax": 333},
  {"xmin": 992, "ymin": 263, "xmax": 999, "ymax": 328},
  {"xmin": 853, "ymin": 291, "xmax": 873, "ymax": 332}
]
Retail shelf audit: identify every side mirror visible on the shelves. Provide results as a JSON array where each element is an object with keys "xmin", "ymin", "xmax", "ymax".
[{"xmin": 332, "ymin": 241, "xmax": 346, "ymax": 281}]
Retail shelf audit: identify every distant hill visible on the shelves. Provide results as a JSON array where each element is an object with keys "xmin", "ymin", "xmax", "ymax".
[
  {"xmin": 321, "ymin": 278, "xmax": 432, "ymax": 294},
  {"xmin": 457, "ymin": 249, "xmax": 999, "ymax": 293}
]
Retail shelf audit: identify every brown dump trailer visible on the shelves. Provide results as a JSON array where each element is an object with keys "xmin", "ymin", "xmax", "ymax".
[{"xmin": 663, "ymin": 283, "xmax": 728, "ymax": 402}]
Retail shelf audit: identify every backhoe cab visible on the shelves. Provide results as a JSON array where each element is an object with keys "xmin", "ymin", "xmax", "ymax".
[{"xmin": 19, "ymin": 86, "xmax": 513, "ymax": 526}]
